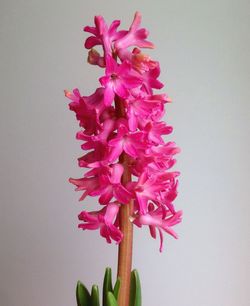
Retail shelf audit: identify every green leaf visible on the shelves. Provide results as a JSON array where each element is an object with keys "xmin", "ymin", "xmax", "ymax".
[
  {"xmin": 113, "ymin": 277, "xmax": 121, "ymax": 300},
  {"xmin": 91, "ymin": 285, "xmax": 100, "ymax": 306},
  {"xmin": 107, "ymin": 292, "xmax": 119, "ymax": 306},
  {"xmin": 76, "ymin": 281, "xmax": 91, "ymax": 306},
  {"xmin": 129, "ymin": 270, "xmax": 141, "ymax": 306},
  {"xmin": 103, "ymin": 267, "xmax": 113, "ymax": 306}
]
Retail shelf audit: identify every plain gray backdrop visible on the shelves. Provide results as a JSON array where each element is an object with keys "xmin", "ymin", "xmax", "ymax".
[{"xmin": 0, "ymin": 0, "xmax": 249, "ymax": 305}]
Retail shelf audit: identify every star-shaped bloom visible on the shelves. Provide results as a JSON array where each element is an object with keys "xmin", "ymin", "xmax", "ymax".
[
  {"xmin": 84, "ymin": 16, "xmax": 126, "ymax": 55},
  {"xmin": 99, "ymin": 55, "xmax": 142, "ymax": 106},
  {"xmin": 108, "ymin": 123, "xmax": 147, "ymax": 161},
  {"xmin": 78, "ymin": 203, "xmax": 123, "ymax": 244},
  {"xmin": 133, "ymin": 204, "xmax": 182, "ymax": 252},
  {"xmin": 91, "ymin": 163, "xmax": 132, "ymax": 205},
  {"xmin": 115, "ymin": 12, "xmax": 154, "ymax": 50}
]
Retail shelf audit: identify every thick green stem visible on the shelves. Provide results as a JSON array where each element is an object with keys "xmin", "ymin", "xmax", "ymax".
[{"xmin": 115, "ymin": 96, "xmax": 134, "ymax": 306}]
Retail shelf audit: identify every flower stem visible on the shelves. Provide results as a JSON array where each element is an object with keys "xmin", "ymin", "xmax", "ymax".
[{"xmin": 115, "ymin": 96, "xmax": 134, "ymax": 306}]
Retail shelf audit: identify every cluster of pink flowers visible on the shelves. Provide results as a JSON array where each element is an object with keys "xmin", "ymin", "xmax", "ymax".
[{"xmin": 66, "ymin": 12, "xmax": 182, "ymax": 251}]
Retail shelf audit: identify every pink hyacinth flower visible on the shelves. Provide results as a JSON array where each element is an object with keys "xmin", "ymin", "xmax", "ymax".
[
  {"xmin": 133, "ymin": 204, "xmax": 183, "ymax": 252},
  {"xmin": 76, "ymin": 119, "xmax": 115, "ymax": 150},
  {"xmin": 65, "ymin": 88, "xmax": 110, "ymax": 135},
  {"xmin": 131, "ymin": 171, "xmax": 180, "ymax": 214},
  {"xmin": 131, "ymin": 48, "xmax": 158, "ymax": 73},
  {"xmin": 129, "ymin": 172, "xmax": 164, "ymax": 214},
  {"xmin": 77, "ymin": 142, "xmax": 110, "ymax": 168},
  {"xmin": 108, "ymin": 123, "xmax": 147, "ymax": 161},
  {"xmin": 141, "ymin": 63, "xmax": 164, "ymax": 94},
  {"xmin": 126, "ymin": 93, "xmax": 168, "ymax": 131},
  {"xmin": 78, "ymin": 203, "xmax": 123, "ymax": 243},
  {"xmin": 91, "ymin": 163, "xmax": 132, "ymax": 205},
  {"xmin": 99, "ymin": 55, "xmax": 142, "ymax": 106},
  {"xmin": 115, "ymin": 11, "xmax": 154, "ymax": 50},
  {"xmin": 158, "ymin": 180, "xmax": 179, "ymax": 214},
  {"xmin": 69, "ymin": 175, "xmax": 100, "ymax": 201},
  {"xmin": 84, "ymin": 16, "xmax": 126, "ymax": 55},
  {"xmin": 117, "ymin": 48, "xmax": 158, "ymax": 74},
  {"xmin": 143, "ymin": 121, "xmax": 173, "ymax": 145}
]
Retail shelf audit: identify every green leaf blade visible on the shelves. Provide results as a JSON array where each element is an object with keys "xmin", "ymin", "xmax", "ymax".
[
  {"xmin": 76, "ymin": 281, "xmax": 91, "ymax": 306},
  {"xmin": 113, "ymin": 277, "xmax": 121, "ymax": 300},
  {"xmin": 91, "ymin": 284, "xmax": 100, "ymax": 306},
  {"xmin": 129, "ymin": 270, "xmax": 142, "ymax": 306},
  {"xmin": 107, "ymin": 292, "xmax": 119, "ymax": 306},
  {"xmin": 103, "ymin": 267, "xmax": 113, "ymax": 306}
]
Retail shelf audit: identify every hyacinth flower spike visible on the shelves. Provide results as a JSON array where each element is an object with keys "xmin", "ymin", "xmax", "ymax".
[{"xmin": 66, "ymin": 11, "xmax": 182, "ymax": 306}]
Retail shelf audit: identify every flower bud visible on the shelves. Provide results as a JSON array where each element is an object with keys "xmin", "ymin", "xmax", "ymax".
[{"xmin": 87, "ymin": 48, "xmax": 105, "ymax": 67}]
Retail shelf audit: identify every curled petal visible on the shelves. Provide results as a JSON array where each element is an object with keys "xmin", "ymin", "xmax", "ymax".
[{"xmin": 115, "ymin": 12, "xmax": 154, "ymax": 50}]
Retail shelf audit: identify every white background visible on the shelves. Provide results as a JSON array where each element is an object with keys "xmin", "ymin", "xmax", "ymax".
[{"xmin": 0, "ymin": 1, "xmax": 249, "ymax": 305}]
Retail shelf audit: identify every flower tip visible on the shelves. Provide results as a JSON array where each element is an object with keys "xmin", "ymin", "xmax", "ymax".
[
  {"xmin": 64, "ymin": 90, "xmax": 71, "ymax": 97},
  {"xmin": 83, "ymin": 25, "xmax": 92, "ymax": 32},
  {"xmin": 148, "ymin": 42, "xmax": 155, "ymax": 49},
  {"xmin": 135, "ymin": 11, "xmax": 142, "ymax": 18},
  {"xmin": 131, "ymin": 11, "xmax": 142, "ymax": 29},
  {"xmin": 94, "ymin": 15, "xmax": 101, "ymax": 21},
  {"xmin": 94, "ymin": 15, "xmax": 105, "ymax": 29},
  {"xmin": 78, "ymin": 212, "xmax": 83, "ymax": 219},
  {"xmin": 175, "ymin": 171, "xmax": 181, "ymax": 177},
  {"xmin": 78, "ymin": 224, "xmax": 86, "ymax": 230},
  {"xmin": 179, "ymin": 210, "xmax": 183, "ymax": 218}
]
